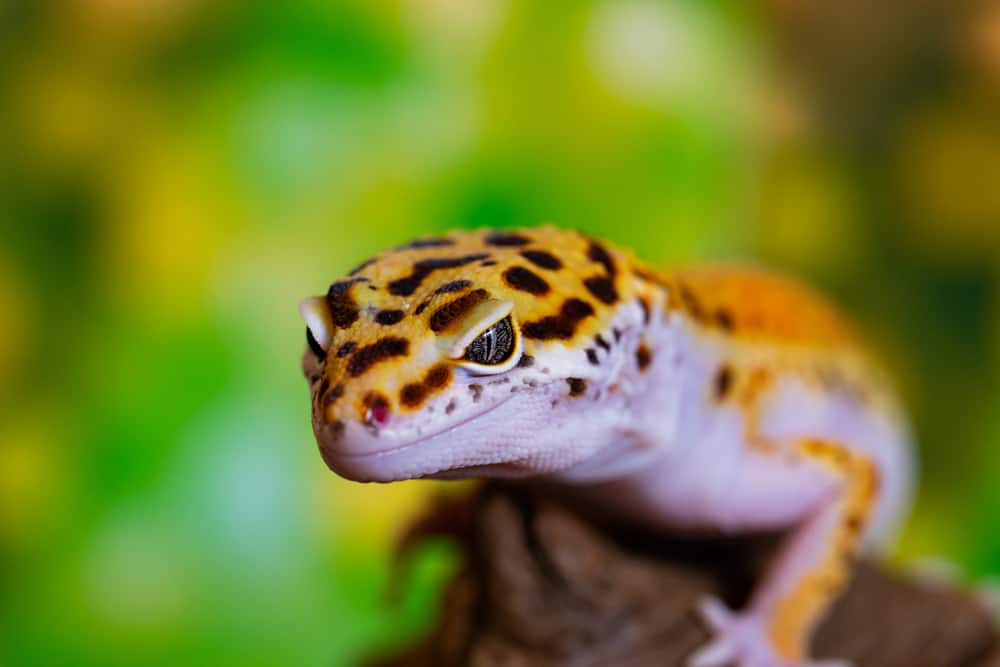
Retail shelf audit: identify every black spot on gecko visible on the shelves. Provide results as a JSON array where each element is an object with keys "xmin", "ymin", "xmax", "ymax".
[
  {"xmin": 336, "ymin": 341, "xmax": 357, "ymax": 358},
  {"xmin": 586, "ymin": 349, "xmax": 599, "ymax": 365},
  {"xmin": 715, "ymin": 309, "xmax": 734, "ymax": 331},
  {"xmin": 469, "ymin": 384, "xmax": 483, "ymax": 402},
  {"xmin": 679, "ymin": 285, "xmax": 705, "ymax": 320},
  {"xmin": 306, "ymin": 327, "xmax": 326, "ymax": 359},
  {"xmin": 613, "ymin": 327, "xmax": 622, "ymax": 342},
  {"xmin": 388, "ymin": 254, "xmax": 490, "ymax": 296},
  {"xmin": 435, "ymin": 279, "xmax": 473, "ymax": 294},
  {"xmin": 375, "ymin": 309, "xmax": 405, "ymax": 325},
  {"xmin": 587, "ymin": 240, "xmax": 616, "ymax": 276},
  {"xmin": 347, "ymin": 338, "xmax": 409, "ymax": 377},
  {"xmin": 429, "ymin": 288, "xmax": 490, "ymax": 332},
  {"xmin": 325, "ymin": 383, "xmax": 344, "ymax": 405},
  {"xmin": 714, "ymin": 365, "xmax": 733, "ymax": 400},
  {"xmin": 594, "ymin": 334, "xmax": 611, "ymax": 351},
  {"xmin": 399, "ymin": 383, "xmax": 427, "ymax": 408},
  {"xmin": 636, "ymin": 342, "xmax": 652, "ymax": 372},
  {"xmin": 567, "ymin": 378, "xmax": 587, "ymax": 397},
  {"xmin": 445, "ymin": 399, "xmax": 457, "ymax": 415},
  {"xmin": 322, "ymin": 420, "xmax": 345, "ymax": 442},
  {"xmin": 402, "ymin": 236, "xmax": 455, "ymax": 249},
  {"xmin": 425, "ymin": 364, "xmax": 452, "ymax": 389},
  {"xmin": 414, "ymin": 298, "xmax": 432, "ymax": 315},
  {"xmin": 520, "ymin": 250, "xmax": 562, "ymax": 270},
  {"xmin": 480, "ymin": 260, "xmax": 498, "ymax": 267},
  {"xmin": 328, "ymin": 278, "xmax": 368, "ymax": 297},
  {"xmin": 522, "ymin": 298, "xmax": 595, "ymax": 340},
  {"xmin": 517, "ymin": 354, "xmax": 535, "ymax": 368},
  {"xmin": 637, "ymin": 296, "xmax": 651, "ymax": 325},
  {"xmin": 399, "ymin": 364, "xmax": 452, "ymax": 409},
  {"xmin": 484, "ymin": 232, "xmax": 529, "ymax": 247},
  {"xmin": 503, "ymin": 266, "xmax": 550, "ymax": 295},
  {"xmin": 584, "ymin": 276, "xmax": 618, "ymax": 304},
  {"xmin": 327, "ymin": 279, "xmax": 366, "ymax": 327}
]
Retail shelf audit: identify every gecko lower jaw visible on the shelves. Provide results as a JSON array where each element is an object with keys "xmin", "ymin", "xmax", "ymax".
[{"xmin": 317, "ymin": 396, "xmax": 517, "ymax": 482}]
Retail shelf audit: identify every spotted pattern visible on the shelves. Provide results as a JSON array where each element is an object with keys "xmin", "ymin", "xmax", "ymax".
[
  {"xmin": 388, "ymin": 254, "xmax": 490, "ymax": 296},
  {"xmin": 399, "ymin": 364, "xmax": 453, "ymax": 409},
  {"xmin": 587, "ymin": 240, "xmax": 616, "ymax": 276},
  {"xmin": 301, "ymin": 226, "xmax": 903, "ymax": 667},
  {"xmin": 328, "ymin": 279, "xmax": 366, "ymax": 328},
  {"xmin": 304, "ymin": 226, "xmax": 887, "ymax": 438}
]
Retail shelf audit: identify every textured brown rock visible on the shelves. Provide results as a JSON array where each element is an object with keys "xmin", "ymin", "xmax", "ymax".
[{"xmin": 372, "ymin": 484, "xmax": 999, "ymax": 667}]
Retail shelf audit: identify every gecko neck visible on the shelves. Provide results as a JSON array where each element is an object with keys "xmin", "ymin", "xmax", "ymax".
[{"xmin": 550, "ymin": 283, "xmax": 691, "ymax": 483}]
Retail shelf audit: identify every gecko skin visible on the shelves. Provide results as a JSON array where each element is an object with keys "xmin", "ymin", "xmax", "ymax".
[{"xmin": 300, "ymin": 226, "xmax": 914, "ymax": 667}]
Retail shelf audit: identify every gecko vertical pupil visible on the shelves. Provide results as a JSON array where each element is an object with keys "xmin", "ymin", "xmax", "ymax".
[{"xmin": 464, "ymin": 317, "xmax": 515, "ymax": 365}]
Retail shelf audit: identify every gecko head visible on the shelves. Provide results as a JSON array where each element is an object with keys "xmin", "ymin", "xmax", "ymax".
[{"xmin": 300, "ymin": 228, "xmax": 638, "ymax": 482}]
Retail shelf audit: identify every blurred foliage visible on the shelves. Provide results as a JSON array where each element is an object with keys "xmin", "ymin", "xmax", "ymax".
[{"xmin": 1, "ymin": 0, "xmax": 999, "ymax": 665}]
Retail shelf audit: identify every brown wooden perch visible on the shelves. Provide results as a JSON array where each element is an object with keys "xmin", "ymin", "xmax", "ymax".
[{"xmin": 370, "ymin": 483, "xmax": 999, "ymax": 667}]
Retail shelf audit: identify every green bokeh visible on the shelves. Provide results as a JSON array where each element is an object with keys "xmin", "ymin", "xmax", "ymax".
[{"xmin": 2, "ymin": 1, "xmax": 998, "ymax": 665}]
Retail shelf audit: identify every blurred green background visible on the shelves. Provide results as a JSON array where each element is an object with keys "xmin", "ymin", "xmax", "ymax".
[{"xmin": 2, "ymin": 1, "xmax": 1000, "ymax": 665}]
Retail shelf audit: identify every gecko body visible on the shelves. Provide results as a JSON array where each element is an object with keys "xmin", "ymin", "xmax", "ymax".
[{"xmin": 300, "ymin": 226, "xmax": 913, "ymax": 667}]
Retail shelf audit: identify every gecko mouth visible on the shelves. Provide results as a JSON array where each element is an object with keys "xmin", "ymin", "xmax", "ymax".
[
  {"xmin": 319, "ymin": 393, "xmax": 524, "ymax": 482},
  {"xmin": 421, "ymin": 462, "xmax": 536, "ymax": 480}
]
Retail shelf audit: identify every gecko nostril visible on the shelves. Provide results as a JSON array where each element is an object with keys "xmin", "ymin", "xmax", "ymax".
[{"xmin": 362, "ymin": 392, "xmax": 392, "ymax": 427}]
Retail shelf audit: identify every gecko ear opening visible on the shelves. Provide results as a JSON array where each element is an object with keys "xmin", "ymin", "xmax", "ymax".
[{"xmin": 438, "ymin": 299, "xmax": 523, "ymax": 375}]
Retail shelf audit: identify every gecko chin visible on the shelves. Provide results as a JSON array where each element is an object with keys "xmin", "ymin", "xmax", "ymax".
[
  {"xmin": 315, "ymin": 384, "xmax": 617, "ymax": 483},
  {"xmin": 316, "ymin": 392, "xmax": 531, "ymax": 482}
]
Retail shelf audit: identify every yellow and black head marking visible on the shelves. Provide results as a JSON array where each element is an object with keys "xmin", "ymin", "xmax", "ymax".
[{"xmin": 299, "ymin": 226, "xmax": 638, "ymax": 436}]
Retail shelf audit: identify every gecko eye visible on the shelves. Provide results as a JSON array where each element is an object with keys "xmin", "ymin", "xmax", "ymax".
[
  {"xmin": 465, "ymin": 316, "xmax": 514, "ymax": 364},
  {"xmin": 300, "ymin": 296, "xmax": 332, "ymax": 359},
  {"xmin": 306, "ymin": 327, "xmax": 327, "ymax": 359},
  {"xmin": 457, "ymin": 316, "xmax": 522, "ymax": 374}
]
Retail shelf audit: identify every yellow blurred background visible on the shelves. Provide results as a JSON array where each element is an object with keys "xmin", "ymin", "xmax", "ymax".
[{"xmin": 2, "ymin": 1, "xmax": 999, "ymax": 665}]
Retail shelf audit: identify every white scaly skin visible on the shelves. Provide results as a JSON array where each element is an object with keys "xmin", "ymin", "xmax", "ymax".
[{"xmin": 300, "ymin": 227, "xmax": 914, "ymax": 667}]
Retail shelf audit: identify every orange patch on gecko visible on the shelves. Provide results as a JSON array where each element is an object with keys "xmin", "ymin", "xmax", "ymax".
[
  {"xmin": 767, "ymin": 440, "xmax": 879, "ymax": 661},
  {"xmin": 663, "ymin": 267, "xmax": 860, "ymax": 347},
  {"xmin": 738, "ymin": 366, "xmax": 776, "ymax": 451}
]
